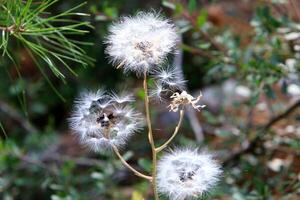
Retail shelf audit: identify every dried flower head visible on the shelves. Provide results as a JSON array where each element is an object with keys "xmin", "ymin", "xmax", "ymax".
[
  {"xmin": 168, "ymin": 90, "xmax": 206, "ymax": 112},
  {"xmin": 157, "ymin": 149, "xmax": 222, "ymax": 200},
  {"xmin": 105, "ymin": 12, "xmax": 179, "ymax": 75},
  {"xmin": 69, "ymin": 90, "xmax": 143, "ymax": 151}
]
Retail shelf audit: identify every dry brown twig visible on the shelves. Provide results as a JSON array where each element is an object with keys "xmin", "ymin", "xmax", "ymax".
[
  {"xmin": 0, "ymin": 100, "xmax": 38, "ymax": 134},
  {"xmin": 223, "ymin": 98, "xmax": 300, "ymax": 166}
]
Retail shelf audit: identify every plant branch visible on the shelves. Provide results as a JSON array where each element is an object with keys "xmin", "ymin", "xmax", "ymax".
[
  {"xmin": 180, "ymin": 44, "xmax": 214, "ymax": 59},
  {"xmin": 174, "ymin": 35, "xmax": 205, "ymax": 142},
  {"xmin": 0, "ymin": 25, "xmax": 14, "ymax": 32},
  {"xmin": 0, "ymin": 100, "xmax": 38, "ymax": 134},
  {"xmin": 156, "ymin": 109, "xmax": 184, "ymax": 153},
  {"xmin": 143, "ymin": 70, "xmax": 159, "ymax": 200},
  {"xmin": 112, "ymin": 145, "xmax": 152, "ymax": 181},
  {"xmin": 181, "ymin": 12, "xmax": 228, "ymax": 54},
  {"xmin": 0, "ymin": 24, "xmax": 25, "ymax": 33},
  {"xmin": 263, "ymin": 98, "xmax": 300, "ymax": 130},
  {"xmin": 289, "ymin": 0, "xmax": 300, "ymax": 21},
  {"xmin": 223, "ymin": 98, "xmax": 300, "ymax": 166}
]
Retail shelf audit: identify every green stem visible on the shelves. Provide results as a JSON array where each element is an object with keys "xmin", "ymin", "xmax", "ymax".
[
  {"xmin": 143, "ymin": 70, "xmax": 159, "ymax": 200},
  {"xmin": 112, "ymin": 145, "xmax": 152, "ymax": 181},
  {"xmin": 155, "ymin": 109, "xmax": 184, "ymax": 153}
]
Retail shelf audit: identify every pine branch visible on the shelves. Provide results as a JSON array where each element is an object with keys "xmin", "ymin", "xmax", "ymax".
[{"xmin": 0, "ymin": 0, "xmax": 94, "ymax": 85}]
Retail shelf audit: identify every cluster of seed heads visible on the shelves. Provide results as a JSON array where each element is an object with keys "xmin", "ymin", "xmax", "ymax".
[{"xmin": 70, "ymin": 11, "xmax": 221, "ymax": 200}]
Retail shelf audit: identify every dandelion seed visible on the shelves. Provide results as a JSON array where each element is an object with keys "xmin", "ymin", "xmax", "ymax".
[
  {"xmin": 69, "ymin": 90, "xmax": 144, "ymax": 151},
  {"xmin": 157, "ymin": 149, "xmax": 222, "ymax": 200},
  {"xmin": 149, "ymin": 66, "xmax": 186, "ymax": 102},
  {"xmin": 149, "ymin": 82, "xmax": 167, "ymax": 101},
  {"xmin": 152, "ymin": 66, "xmax": 186, "ymax": 89},
  {"xmin": 168, "ymin": 91, "xmax": 206, "ymax": 112},
  {"xmin": 105, "ymin": 12, "xmax": 179, "ymax": 76}
]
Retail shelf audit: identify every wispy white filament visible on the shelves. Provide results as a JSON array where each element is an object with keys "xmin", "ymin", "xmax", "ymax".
[
  {"xmin": 153, "ymin": 66, "xmax": 186, "ymax": 89},
  {"xmin": 69, "ymin": 90, "xmax": 144, "ymax": 151},
  {"xmin": 149, "ymin": 66, "xmax": 186, "ymax": 102},
  {"xmin": 157, "ymin": 149, "xmax": 222, "ymax": 200},
  {"xmin": 105, "ymin": 12, "xmax": 179, "ymax": 75}
]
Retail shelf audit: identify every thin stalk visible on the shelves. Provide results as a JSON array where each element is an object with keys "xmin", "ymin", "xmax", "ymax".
[
  {"xmin": 112, "ymin": 145, "xmax": 152, "ymax": 181},
  {"xmin": 143, "ymin": 70, "xmax": 159, "ymax": 200},
  {"xmin": 0, "ymin": 25, "xmax": 15, "ymax": 32},
  {"xmin": 155, "ymin": 109, "xmax": 184, "ymax": 153}
]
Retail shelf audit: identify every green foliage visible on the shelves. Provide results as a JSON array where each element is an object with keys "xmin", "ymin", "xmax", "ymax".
[
  {"xmin": 0, "ymin": 0, "xmax": 299, "ymax": 199},
  {"xmin": 0, "ymin": 0, "xmax": 94, "ymax": 100}
]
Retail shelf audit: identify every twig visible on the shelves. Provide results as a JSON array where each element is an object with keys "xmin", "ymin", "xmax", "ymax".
[
  {"xmin": 143, "ymin": 70, "xmax": 159, "ymax": 200},
  {"xmin": 186, "ymin": 110, "xmax": 205, "ymax": 142},
  {"xmin": 0, "ymin": 25, "xmax": 14, "ymax": 32},
  {"xmin": 289, "ymin": 0, "xmax": 300, "ymax": 21},
  {"xmin": 264, "ymin": 98, "xmax": 300, "ymax": 129},
  {"xmin": 0, "ymin": 24, "xmax": 24, "ymax": 33},
  {"xmin": 223, "ymin": 98, "xmax": 300, "ymax": 166},
  {"xmin": 156, "ymin": 110, "xmax": 184, "ymax": 153},
  {"xmin": 41, "ymin": 153, "xmax": 105, "ymax": 168},
  {"xmin": 0, "ymin": 100, "xmax": 38, "ymax": 134},
  {"xmin": 180, "ymin": 44, "xmax": 214, "ymax": 59},
  {"xmin": 18, "ymin": 155, "xmax": 58, "ymax": 175},
  {"xmin": 0, "ymin": 122, "xmax": 8, "ymax": 139},
  {"xmin": 112, "ymin": 145, "xmax": 152, "ymax": 181},
  {"xmin": 19, "ymin": 153, "xmax": 106, "ymax": 175},
  {"xmin": 181, "ymin": 11, "xmax": 228, "ymax": 54},
  {"xmin": 175, "ymin": 35, "xmax": 205, "ymax": 142}
]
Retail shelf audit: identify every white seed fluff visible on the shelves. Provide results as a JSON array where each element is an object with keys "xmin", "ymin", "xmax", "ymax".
[
  {"xmin": 105, "ymin": 12, "xmax": 179, "ymax": 75},
  {"xmin": 69, "ymin": 90, "xmax": 144, "ymax": 152},
  {"xmin": 157, "ymin": 149, "xmax": 222, "ymax": 200},
  {"xmin": 149, "ymin": 66, "xmax": 186, "ymax": 102},
  {"xmin": 153, "ymin": 66, "xmax": 186, "ymax": 89}
]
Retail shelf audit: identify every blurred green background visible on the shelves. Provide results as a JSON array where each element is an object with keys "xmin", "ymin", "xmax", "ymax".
[{"xmin": 0, "ymin": 0, "xmax": 299, "ymax": 199}]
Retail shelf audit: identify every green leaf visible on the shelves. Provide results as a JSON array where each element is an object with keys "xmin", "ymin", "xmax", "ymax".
[
  {"xmin": 188, "ymin": 0, "xmax": 197, "ymax": 13},
  {"xmin": 196, "ymin": 10, "xmax": 207, "ymax": 27},
  {"xmin": 137, "ymin": 158, "xmax": 152, "ymax": 173},
  {"xmin": 264, "ymin": 85, "xmax": 276, "ymax": 99},
  {"xmin": 137, "ymin": 89, "xmax": 145, "ymax": 100},
  {"xmin": 175, "ymin": 3, "xmax": 184, "ymax": 14},
  {"xmin": 131, "ymin": 191, "xmax": 144, "ymax": 200},
  {"xmin": 198, "ymin": 42, "xmax": 211, "ymax": 49},
  {"xmin": 215, "ymin": 129, "xmax": 232, "ymax": 138},
  {"xmin": 162, "ymin": 1, "xmax": 176, "ymax": 10},
  {"xmin": 122, "ymin": 151, "xmax": 134, "ymax": 161}
]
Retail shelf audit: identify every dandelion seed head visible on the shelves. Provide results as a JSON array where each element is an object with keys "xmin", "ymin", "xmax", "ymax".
[
  {"xmin": 149, "ymin": 66, "xmax": 186, "ymax": 102},
  {"xmin": 105, "ymin": 12, "xmax": 179, "ymax": 75},
  {"xmin": 157, "ymin": 149, "xmax": 222, "ymax": 200},
  {"xmin": 153, "ymin": 66, "xmax": 186, "ymax": 89},
  {"xmin": 149, "ymin": 82, "xmax": 166, "ymax": 101},
  {"xmin": 69, "ymin": 90, "xmax": 143, "ymax": 152}
]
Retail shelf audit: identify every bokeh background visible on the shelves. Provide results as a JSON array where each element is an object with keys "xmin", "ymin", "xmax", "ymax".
[{"xmin": 0, "ymin": 0, "xmax": 300, "ymax": 199}]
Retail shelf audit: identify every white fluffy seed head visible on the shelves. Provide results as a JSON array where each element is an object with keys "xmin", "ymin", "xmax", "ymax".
[
  {"xmin": 105, "ymin": 12, "xmax": 179, "ymax": 76},
  {"xmin": 157, "ymin": 148, "xmax": 222, "ymax": 200},
  {"xmin": 69, "ymin": 90, "xmax": 144, "ymax": 152},
  {"xmin": 149, "ymin": 66, "xmax": 186, "ymax": 102},
  {"xmin": 153, "ymin": 66, "xmax": 186, "ymax": 88}
]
